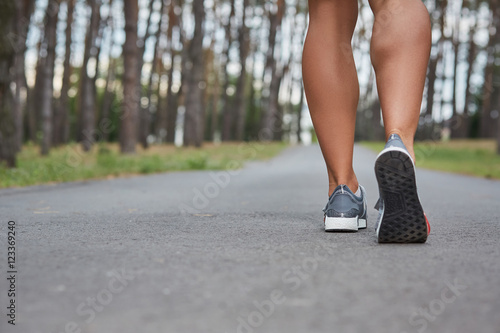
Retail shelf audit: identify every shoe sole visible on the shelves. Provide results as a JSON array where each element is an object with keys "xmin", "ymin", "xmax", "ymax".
[
  {"xmin": 325, "ymin": 216, "xmax": 367, "ymax": 232},
  {"xmin": 375, "ymin": 147, "xmax": 428, "ymax": 243}
]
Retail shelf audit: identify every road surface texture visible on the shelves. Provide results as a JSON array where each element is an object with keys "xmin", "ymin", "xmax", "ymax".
[{"xmin": 1, "ymin": 144, "xmax": 499, "ymax": 333}]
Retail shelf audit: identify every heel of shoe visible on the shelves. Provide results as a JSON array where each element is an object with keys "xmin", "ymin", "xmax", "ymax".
[
  {"xmin": 325, "ymin": 216, "xmax": 360, "ymax": 232},
  {"xmin": 375, "ymin": 151, "xmax": 428, "ymax": 243}
]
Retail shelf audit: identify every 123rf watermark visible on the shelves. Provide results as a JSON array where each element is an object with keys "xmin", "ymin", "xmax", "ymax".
[{"xmin": 5, "ymin": 221, "xmax": 17, "ymax": 325}]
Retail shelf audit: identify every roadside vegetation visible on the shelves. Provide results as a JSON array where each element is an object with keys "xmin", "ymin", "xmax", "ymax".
[
  {"xmin": 0, "ymin": 142, "xmax": 287, "ymax": 188},
  {"xmin": 362, "ymin": 140, "xmax": 500, "ymax": 180}
]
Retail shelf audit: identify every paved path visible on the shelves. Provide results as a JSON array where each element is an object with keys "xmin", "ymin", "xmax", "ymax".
[{"xmin": 1, "ymin": 144, "xmax": 499, "ymax": 333}]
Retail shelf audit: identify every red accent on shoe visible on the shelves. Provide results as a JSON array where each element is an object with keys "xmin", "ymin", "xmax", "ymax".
[{"xmin": 424, "ymin": 213, "xmax": 430, "ymax": 235}]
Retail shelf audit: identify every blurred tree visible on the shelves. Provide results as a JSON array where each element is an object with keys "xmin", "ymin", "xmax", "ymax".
[
  {"xmin": 220, "ymin": 0, "xmax": 236, "ymax": 142},
  {"xmin": 183, "ymin": 0, "xmax": 206, "ymax": 147},
  {"xmin": 142, "ymin": 0, "xmax": 166, "ymax": 147},
  {"xmin": 54, "ymin": 0, "xmax": 74, "ymax": 146},
  {"xmin": 100, "ymin": 0, "xmax": 117, "ymax": 142},
  {"xmin": 0, "ymin": 0, "xmax": 18, "ymax": 167},
  {"xmin": 450, "ymin": 0, "xmax": 464, "ymax": 137},
  {"xmin": 121, "ymin": 0, "xmax": 140, "ymax": 153},
  {"xmin": 424, "ymin": 0, "xmax": 447, "ymax": 123},
  {"xmin": 154, "ymin": 0, "xmax": 171, "ymax": 142},
  {"xmin": 234, "ymin": 0, "xmax": 251, "ymax": 141},
  {"xmin": 27, "ymin": 32, "xmax": 43, "ymax": 143},
  {"xmin": 79, "ymin": 0, "xmax": 101, "ymax": 151},
  {"xmin": 292, "ymin": 1, "xmax": 308, "ymax": 143},
  {"xmin": 137, "ymin": 0, "xmax": 156, "ymax": 148},
  {"xmin": 13, "ymin": 0, "xmax": 35, "ymax": 151},
  {"xmin": 244, "ymin": 49, "xmax": 260, "ymax": 140},
  {"xmin": 260, "ymin": 0, "xmax": 285, "ymax": 141},
  {"xmin": 40, "ymin": 0, "xmax": 60, "ymax": 155},
  {"xmin": 2, "ymin": 0, "xmax": 498, "ymax": 155},
  {"xmin": 141, "ymin": 3, "xmax": 157, "ymax": 147},
  {"xmin": 204, "ymin": 1, "xmax": 220, "ymax": 142},
  {"xmin": 453, "ymin": 0, "xmax": 479, "ymax": 138},
  {"xmin": 479, "ymin": 0, "xmax": 500, "ymax": 138},
  {"xmin": 164, "ymin": 0, "xmax": 182, "ymax": 144}
]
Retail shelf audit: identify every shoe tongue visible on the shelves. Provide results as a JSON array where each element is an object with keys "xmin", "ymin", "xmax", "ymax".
[
  {"xmin": 328, "ymin": 185, "xmax": 347, "ymax": 200},
  {"xmin": 389, "ymin": 133, "xmax": 401, "ymax": 141},
  {"xmin": 386, "ymin": 133, "xmax": 408, "ymax": 151}
]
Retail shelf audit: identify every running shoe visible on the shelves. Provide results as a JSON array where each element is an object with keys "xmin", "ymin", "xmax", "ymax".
[
  {"xmin": 374, "ymin": 134, "xmax": 430, "ymax": 243},
  {"xmin": 323, "ymin": 184, "xmax": 367, "ymax": 231}
]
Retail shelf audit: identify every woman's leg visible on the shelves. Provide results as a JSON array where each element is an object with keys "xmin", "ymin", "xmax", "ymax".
[
  {"xmin": 370, "ymin": 0, "xmax": 432, "ymax": 242},
  {"xmin": 369, "ymin": 0, "xmax": 431, "ymax": 160},
  {"xmin": 302, "ymin": 0, "xmax": 359, "ymax": 196}
]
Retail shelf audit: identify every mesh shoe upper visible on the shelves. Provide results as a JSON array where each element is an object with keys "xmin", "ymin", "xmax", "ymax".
[{"xmin": 323, "ymin": 185, "xmax": 367, "ymax": 219}]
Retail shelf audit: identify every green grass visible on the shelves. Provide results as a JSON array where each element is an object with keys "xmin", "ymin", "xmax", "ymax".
[
  {"xmin": 0, "ymin": 142, "xmax": 288, "ymax": 189},
  {"xmin": 362, "ymin": 139, "xmax": 500, "ymax": 180}
]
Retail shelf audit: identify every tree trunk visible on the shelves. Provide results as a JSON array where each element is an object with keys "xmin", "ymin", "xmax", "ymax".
[
  {"xmin": 459, "ymin": 12, "xmax": 478, "ymax": 139},
  {"xmin": 27, "ymin": 44, "xmax": 42, "ymax": 143},
  {"xmin": 421, "ymin": 0, "xmax": 447, "ymax": 141},
  {"xmin": 425, "ymin": 43, "xmax": 442, "ymax": 119},
  {"xmin": 296, "ymin": 82, "xmax": 304, "ymax": 143},
  {"xmin": 40, "ymin": 0, "xmax": 59, "ymax": 155},
  {"xmin": 100, "ymin": 56, "xmax": 116, "ymax": 142},
  {"xmin": 165, "ymin": 58, "xmax": 179, "ymax": 143},
  {"xmin": 54, "ymin": 0, "xmax": 74, "ymax": 146},
  {"xmin": 79, "ymin": 0, "xmax": 100, "ymax": 151},
  {"xmin": 463, "ymin": 39, "xmax": 476, "ymax": 121},
  {"xmin": 234, "ymin": 0, "xmax": 250, "ymax": 141},
  {"xmin": 159, "ymin": 57, "xmax": 174, "ymax": 143},
  {"xmin": 162, "ymin": 0, "xmax": 180, "ymax": 143},
  {"xmin": 205, "ymin": 38, "xmax": 219, "ymax": 141},
  {"xmin": 203, "ymin": 3, "xmax": 218, "ymax": 142},
  {"xmin": 220, "ymin": 0, "xmax": 236, "ymax": 141},
  {"xmin": 12, "ymin": 0, "xmax": 34, "ymax": 151},
  {"xmin": 260, "ymin": 0, "xmax": 285, "ymax": 140},
  {"xmin": 270, "ymin": 67, "xmax": 285, "ymax": 141},
  {"xmin": 100, "ymin": 0, "xmax": 117, "ymax": 142},
  {"xmin": 141, "ymin": 0, "xmax": 165, "ymax": 148},
  {"xmin": 90, "ymin": 0, "xmax": 106, "ymax": 121},
  {"xmin": 245, "ymin": 49, "xmax": 260, "ymax": 140},
  {"xmin": 183, "ymin": 0, "xmax": 205, "ymax": 147},
  {"xmin": 479, "ymin": 0, "xmax": 499, "ymax": 138},
  {"xmin": 120, "ymin": 0, "xmax": 140, "ymax": 153},
  {"xmin": 480, "ymin": 72, "xmax": 494, "ymax": 138},
  {"xmin": 137, "ymin": 0, "xmax": 156, "ymax": 148},
  {"xmin": 0, "ymin": 0, "xmax": 18, "ymax": 167},
  {"xmin": 450, "ymin": 1, "xmax": 462, "ymax": 138}
]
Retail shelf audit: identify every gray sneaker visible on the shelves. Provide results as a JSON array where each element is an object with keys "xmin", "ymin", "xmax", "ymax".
[
  {"xmin": 374, "ymin": 134, "xmax": 430, "ymax": 243},
  {"xmin": 323, "ymin": 184, "xmax": 367, "ymax": 231}
]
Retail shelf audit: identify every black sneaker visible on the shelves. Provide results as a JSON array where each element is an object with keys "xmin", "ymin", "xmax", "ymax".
[
  {"xmin": 323, "ymin": 184, "xmax": 367, "ymax": 232},
  {"xmin": 374, "ymin": 134, "xmax": 430, "ymax": 243}
]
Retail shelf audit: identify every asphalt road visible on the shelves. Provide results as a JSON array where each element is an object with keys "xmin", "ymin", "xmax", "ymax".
[{"xmin": 0, "ymin": 144, "xmax": 499, "ymax": 333}]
